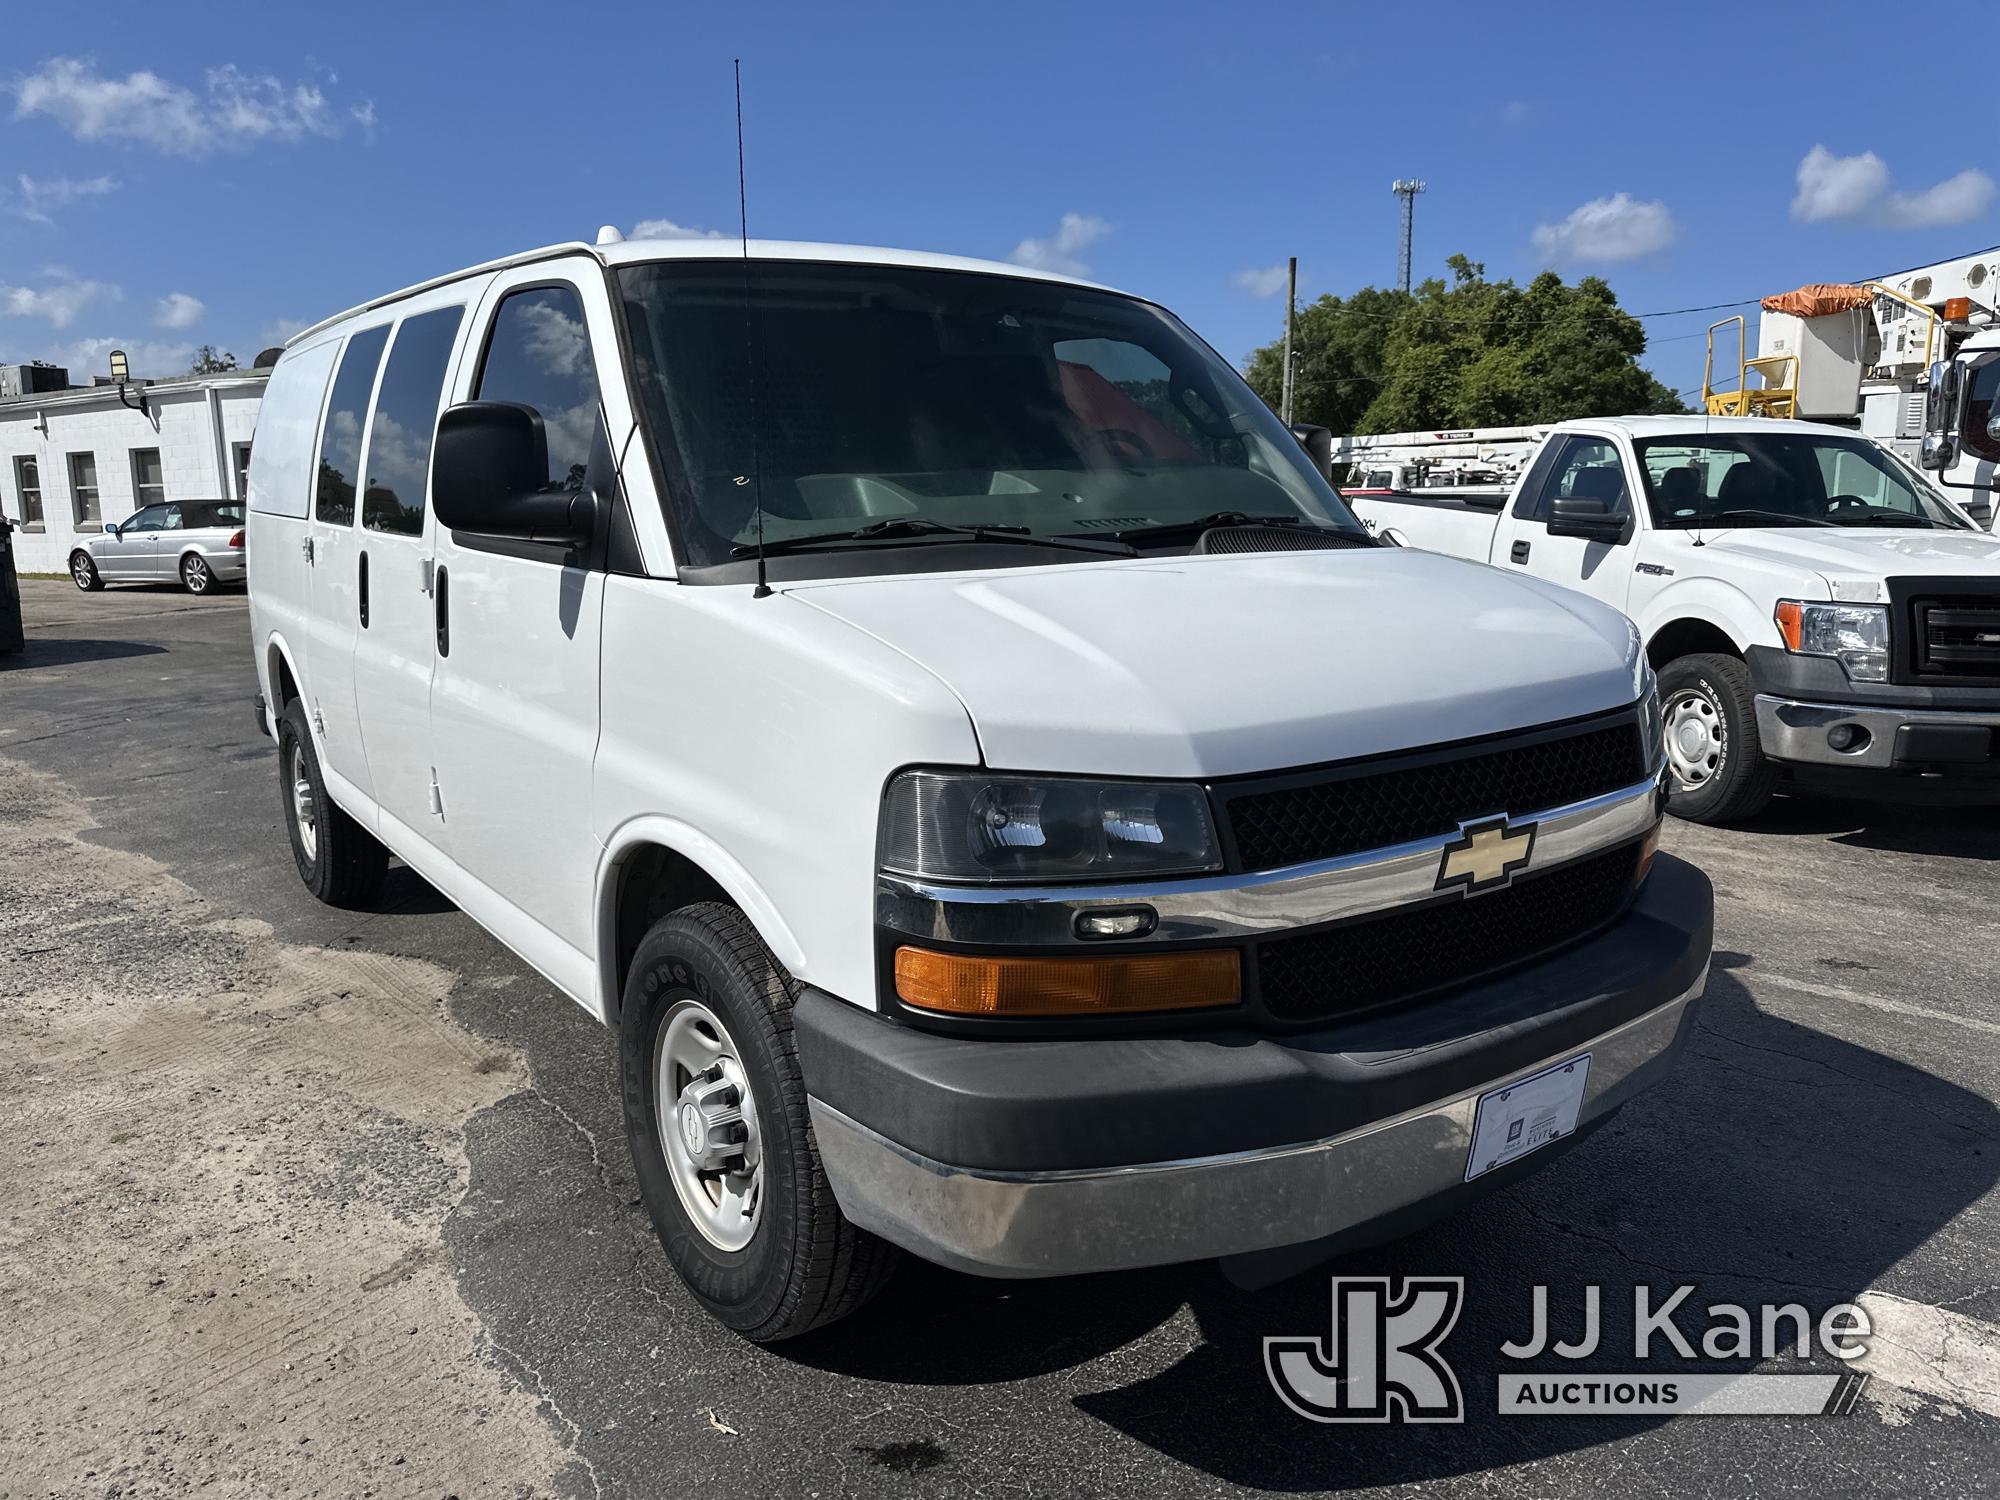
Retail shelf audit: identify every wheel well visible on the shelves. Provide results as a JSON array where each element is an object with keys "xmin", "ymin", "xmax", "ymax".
[
  {"xmin": 268, "ymin": 646, "xmax": 300, "ymax": 709},
  {"xmin": 607, "ymin": 843, "xmax": 733, "ymax": 1017},
  {"xmin": 1647, "ymin": 618, "xmax": 1741, "ymax": 669}
]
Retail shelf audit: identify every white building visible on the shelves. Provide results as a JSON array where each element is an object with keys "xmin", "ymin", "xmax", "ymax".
[{"xmin": 0, "ymin": 370, "xmax": 267, "ymax": 576}]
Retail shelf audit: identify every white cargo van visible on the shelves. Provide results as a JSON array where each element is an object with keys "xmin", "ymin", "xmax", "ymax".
[{"xmin": 246, "ymin": 238, "xmax": 1710, "ymax": 1339}]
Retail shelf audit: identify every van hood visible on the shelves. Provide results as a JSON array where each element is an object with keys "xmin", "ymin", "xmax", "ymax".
[
  {"xmin": 1704, "ymin": 527, "xmax": 2000, "ymax": 588},
  {"xmin": 785, "ymin": 550, "xmax": 1643, "ymax": 779}
]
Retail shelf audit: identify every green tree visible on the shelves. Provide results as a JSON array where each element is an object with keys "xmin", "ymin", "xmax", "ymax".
[
  {"xmin": 186, "ymin": 344, "xmax": 239, "ymax": 376},
  {"xmin": 1245, "ymin": 254, "xmax": 1685, "ymax": 433}
]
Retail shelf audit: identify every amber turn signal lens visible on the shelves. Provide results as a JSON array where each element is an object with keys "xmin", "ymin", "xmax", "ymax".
[
  {"xmin": 1774, "ymin": 600, "xmax": 1804, "ymax": 653},
  {"xmin": 893, "ymin": 946, "xmax": 1240, "ymax": 1018},
  {"xmin": 1637, "ymin": 819, "xmax": 1663, "ymax": 884}
]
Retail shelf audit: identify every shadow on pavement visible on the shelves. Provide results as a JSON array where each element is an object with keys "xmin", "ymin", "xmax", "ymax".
[
  {"xmin": 0, "ymin": 638, "xmax": 170, "ymax": 670},
  {"xmin": 1740, "ymin": 792, "xmax": 2000, "ymax": 861},
  {"xmin": 796, "ymin": 960, "xmax": 1996, "ymax": 1490}
]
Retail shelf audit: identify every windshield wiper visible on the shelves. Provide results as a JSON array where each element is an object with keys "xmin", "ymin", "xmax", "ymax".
[
  {"xmin": 1074, "ymin": 512, "xmax": 1345, "ymax": 545},
  {"xmin": 1698, "ymin": 508, "xmax": 1843, "ymax": 530},
  {"xmin": 1843, "ymin": 513, "xmax": 1937, "ymax": 528},
  {"xmin": 731, "ymin": 516, "xmax": 1136, "ymax": 559}
]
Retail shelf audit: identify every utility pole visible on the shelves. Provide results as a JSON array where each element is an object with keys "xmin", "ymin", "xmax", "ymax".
[
  {"xmin": 1392, "ymin": 179, "xmax": 1426, "ymax": 293},
  {"xmin": 1279, "ymin": 255, "xmax": 1298, "ymax": 425}
]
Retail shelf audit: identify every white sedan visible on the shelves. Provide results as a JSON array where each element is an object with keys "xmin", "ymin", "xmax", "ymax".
[{"xmin": 70, "ymin": 500, "xmax": 247, "ymax": 595}]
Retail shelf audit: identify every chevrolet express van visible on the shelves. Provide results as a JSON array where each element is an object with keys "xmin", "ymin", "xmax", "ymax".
[{"xmin": 246, "ymin": 237, "xmax": 1711, "ymax": 1340}]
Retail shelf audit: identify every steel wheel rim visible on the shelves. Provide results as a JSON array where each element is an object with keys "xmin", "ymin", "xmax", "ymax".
[
  {"xmin": 184, "ymin": 558, "xmax": 209, "ymax": 592},
  {"xmin": 1664, "ymin": 687, "xmax": 1724, "ymax": 790},
  {"xmin": 287, "ymin": 740, "xmax": 318, "ymax": 863},
  {"xmin": 653, "ymin": 997, "xmax": 763, "ymax": 1252},
  {"xmin": 71, "ymin": 556, "xmax": 91, "ymax": 588}
]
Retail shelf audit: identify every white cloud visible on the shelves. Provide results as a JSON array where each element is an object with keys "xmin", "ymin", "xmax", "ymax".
[
  {"xmin": 630, "ymin": 217, "xmax": 729, "ymax": 240},
  {"xmin": 13, "ymin": 334, "xmax": 196, "ymax": 380},
  {"xmin": 1500, "ymin": 100, "xmax": 1531, "ymax": 127},
  {"xmin": 1008, "ymin": 213, "xmax": 1112, "ymax": 277},
  {"xmin": 153, "ymin": 292, "xmax": 204, "ymax": 329},
  {"xmin": 1233, "ymin": 264, "xmax": 1290, "ymax": 298},
  {"xmin": 1531, "ymin": 193, "xmax": 1677, "ymax": 263},
  {"xmin": 258, "ymin": 315, "xmax": 309, "ymax": 346},
  {"xmin": 1791, "ymin": 145, "xmax": 1996, "ymax": 229},
  {"xmin": 11, "ymin": 57, "xmax": 374, "ymax": 156},
  {"xmin": 10, "ymin": 171, "xmax": 119, "ymax": 225},
  {"xmin": 0, "ymin": 273, "xmax": 121, "ymax": 329}
]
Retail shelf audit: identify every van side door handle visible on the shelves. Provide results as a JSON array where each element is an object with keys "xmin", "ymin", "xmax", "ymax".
[
  {"xmin": 434, "ymin": 565, "xmax": 449, "ymax": 657},
  {"xmin": 1509, "ymin": 539, "xmax": 1531, "ymax": 565},
  {"xmin": 358, "ymin": 550, "xmax": 369, "ymax": 628}
]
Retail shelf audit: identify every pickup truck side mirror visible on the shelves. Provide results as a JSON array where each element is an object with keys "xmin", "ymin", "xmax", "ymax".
[
  {"xmin": 433, "ymin": 401, "xmax": 596, "ymax": 543},
  {"xmin": 1547, "ymin": 494, "xmax": 1629, "ymax": 544}
]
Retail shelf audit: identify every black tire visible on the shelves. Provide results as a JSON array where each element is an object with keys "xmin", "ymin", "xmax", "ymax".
[
  {"xmin": 620, "ymin": 902, "xmax": 898, "ymax": 1341},
  {"xmin": 276, "ymin": 698, "xmax": 388, "ymax": 906},
  {"xmin": 69, "ymin": 551, "xmax": 103, "ymax": 591},
  {"xmin": 1658, "ymin": 652, "xmax": 1778, "ymax": 824},
  {"xmin": 180, "ymin": 554, "xmax": 213, "ymax": 595}
]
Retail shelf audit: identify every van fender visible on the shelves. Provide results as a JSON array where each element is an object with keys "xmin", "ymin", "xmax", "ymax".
[
  {"xmin": 263, "ymin": 631, "xmax": 307, "ymax": 736},
  {"xmin": 593, "ymin": 815, "xmax": 809, "ymax": 1019}
]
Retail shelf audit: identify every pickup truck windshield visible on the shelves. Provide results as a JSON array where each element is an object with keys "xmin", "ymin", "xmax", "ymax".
[
  {"xmin": 1634, "ymin": 431, "xmax": 1970, "ymax": 530},
  {"xmin": 616, "ymin": 260, "xmax": 1363, "ymax": 570}
]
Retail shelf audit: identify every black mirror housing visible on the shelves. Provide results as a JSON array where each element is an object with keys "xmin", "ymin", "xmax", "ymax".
[
  {"xmin": 1289, "ymin": 423, "xmax": 1333, "ymax": 477},
  {"xmin": 433, "ymin": 401, "xmax": 594, "ymax": 543},
  {"xmin": 1547, "ymin": 494, "xmax": 1629, "ymax": 543}
]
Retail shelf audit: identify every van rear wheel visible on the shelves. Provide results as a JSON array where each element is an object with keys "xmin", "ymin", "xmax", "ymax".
[
  {"xmin": 1658, "ymin": 653, "xmax": 1777, "ymax": 824},
  {"xmin": 276, "ymin": 698, "xmax": 388, "ymax": 906},
  {"xmin": 620, "ymin": 902, "xmax": 898, "ymax": 1341}
]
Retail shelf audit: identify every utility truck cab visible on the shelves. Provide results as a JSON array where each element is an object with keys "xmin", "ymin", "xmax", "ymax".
[
  {"xmin": 246, "ymin": 238, "xmax": 1709, "ymax": 1339},
  {"xmin": 1353, "ymin": 415, "xmax": 2000, "ymax": 822}
]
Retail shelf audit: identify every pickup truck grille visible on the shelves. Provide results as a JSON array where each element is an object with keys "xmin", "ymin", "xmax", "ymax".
[
  {"xmin": 1910, "ymin": 593, "xmax": 2000, "ymax": 682},
  {"xmin": 1220, "ymin": 710, "xmax": 1647, "ymax": 872},
  {"xmin": 1257, "ymin": 842, "xmax": 1640, "ymax": 1024}
]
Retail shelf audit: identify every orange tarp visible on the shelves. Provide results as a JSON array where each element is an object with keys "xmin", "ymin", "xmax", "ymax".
[{"xmin": 1760, "ymin": 283, "xmax": 1873, "ymax": 317}]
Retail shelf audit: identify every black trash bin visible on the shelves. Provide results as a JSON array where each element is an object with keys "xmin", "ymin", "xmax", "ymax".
[{"xmin": 0, "ymin": 515, "xmax": 23, "ymax": 656}]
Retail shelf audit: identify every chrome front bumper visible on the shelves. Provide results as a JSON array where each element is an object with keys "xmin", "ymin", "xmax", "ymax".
[
  {"xmin": 1756, "ymin": 694, "xmax": 2000, "ymax": 770},
  {"xmin": 810, "ymin": 968, "xmax": 1706, "ymax": 1278}
]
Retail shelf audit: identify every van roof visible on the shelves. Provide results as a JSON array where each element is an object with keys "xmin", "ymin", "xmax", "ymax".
[{"xmin": 287, "ymin": 238, "xmax": 1115, "ymax": 349}]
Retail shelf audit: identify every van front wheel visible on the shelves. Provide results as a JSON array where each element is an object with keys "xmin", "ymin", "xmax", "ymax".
[
  {"xmin": 276, "ymin": 699, "xmax": 388, "ymax": 906},
  {"xmin": 620, "ymin": 902, "xmax": 898, "ymax": 1341}
]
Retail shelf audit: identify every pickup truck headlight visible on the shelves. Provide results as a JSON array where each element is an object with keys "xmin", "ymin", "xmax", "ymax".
[
  {"xmin": 880, "ymin": 770, "xmax": 1222, "ymax": 883},
  {"xmin": 1775, "ymin": 600, "xmax": 1890, "ymax": 683}
]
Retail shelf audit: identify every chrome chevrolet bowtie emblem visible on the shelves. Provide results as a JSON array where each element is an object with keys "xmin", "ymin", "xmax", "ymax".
[{"xmin": 1436, "ymin": 818, "xmax": 1537, "ymax": 894}]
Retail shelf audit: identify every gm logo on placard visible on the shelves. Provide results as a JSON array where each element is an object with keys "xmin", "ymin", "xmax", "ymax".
[{"xmin": 1265, "ymin": 1277, "xmax": 1465, "ymax": 1423}]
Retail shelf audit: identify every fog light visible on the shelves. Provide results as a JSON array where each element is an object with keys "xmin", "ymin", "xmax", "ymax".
[
  {"xmin": 1826, "ymin": 723, "xmax": 1868, "ymax": 753},
  {"xmin": 1074, "ymin": 905, "xmax": 1157, "ymax": 940}
]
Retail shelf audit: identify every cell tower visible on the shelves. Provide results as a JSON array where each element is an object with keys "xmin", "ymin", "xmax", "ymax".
[{"xmin": 1392, "ymin": 179, "xmax": 1426, "ymax": 293}]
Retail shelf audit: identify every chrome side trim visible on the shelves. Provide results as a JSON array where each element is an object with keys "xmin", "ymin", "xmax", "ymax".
[
  {"xmin": 810, "ymin": 970, "xmax": 1705, "ymax": 1278},
  {"xmin": 1756, "ymin": 694, "xmax": 2000, "ymax": 771},
  {"xmin": 876, "ymin": 774, "xmax": 1663, "ymax": 945}
]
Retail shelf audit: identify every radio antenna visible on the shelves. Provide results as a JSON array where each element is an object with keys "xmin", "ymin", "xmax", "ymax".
[{"xmin": 736, "ymin": 59, "xmax": 771, "ymax": 598}]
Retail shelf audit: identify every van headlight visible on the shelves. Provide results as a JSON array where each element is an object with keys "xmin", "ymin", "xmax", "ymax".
[
  {"xmin": 1775, "ymin": 600, "xmax": 1890, "ymax": 683},
  {"xmin": 880, "ymin": 770, "xmax": 1222, "ymax": 883},
  {"xmin": 1638, "ymin": 659, "xmax": 1665, "ymax": 772}
]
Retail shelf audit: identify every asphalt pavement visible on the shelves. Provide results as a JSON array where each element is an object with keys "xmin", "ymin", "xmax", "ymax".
[{"xmin": 1, "ymin": 577, "xmax": 1995, "ymax": 1499}]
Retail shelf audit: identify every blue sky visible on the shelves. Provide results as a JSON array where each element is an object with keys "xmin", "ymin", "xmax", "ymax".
[{"xmin": 3, "ymin": 0, "xmax": 1994, "ymax": 411}]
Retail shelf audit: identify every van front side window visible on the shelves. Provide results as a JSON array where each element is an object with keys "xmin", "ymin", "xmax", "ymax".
[
  {"xmin": 316, "ymin": 326, "xmax": 391, "ymax": 527},
  {"xmin": 476, "ymin": 286, "xmax": 600, "ymax": 494}
]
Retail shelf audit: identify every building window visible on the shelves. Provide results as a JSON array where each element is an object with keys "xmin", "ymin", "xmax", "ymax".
[
  {"xmin": 233, "ymin": 441, "xmax": 253, "ymax": 499},
  {"xmin": 132, "ymin": 447, "xmax": 165, "ymax": 508},
  {"xmin": 68, "ymin": 451, "xmax": 101, "ymax": 528},
  {"xmin": 11, "ymin": 456, "xmax": 42, "ymax": 530}
]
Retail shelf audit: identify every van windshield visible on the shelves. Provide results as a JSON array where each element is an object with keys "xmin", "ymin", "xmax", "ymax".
[{"xmin": 616, "ymin": 260, "xmax": 1363, "ymax": 571}]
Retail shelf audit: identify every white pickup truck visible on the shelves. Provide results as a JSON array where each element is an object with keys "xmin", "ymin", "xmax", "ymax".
[
  {"xmin": 1351, "ymin": 415, "xmax": 2000, "ymax": 822},
  {"xmin": 247, "ymin": 237, "xmax": 1711, "ymax": 1339}
]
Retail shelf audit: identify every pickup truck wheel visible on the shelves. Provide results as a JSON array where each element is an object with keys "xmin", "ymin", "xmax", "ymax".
[
  {"xmin": 621, "ymin": 902, "xmax": 898, "ymax": 1341},
  {"xmin": 275, "ymin": 699, "xmax": 389, "ymax": 906},
  {"xmin": 1657, "ymin": 653, "xmax": 1777, "ymax": 824}
]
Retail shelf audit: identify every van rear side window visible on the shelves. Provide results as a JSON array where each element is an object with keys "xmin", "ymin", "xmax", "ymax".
[
  {"xmin": 316, "ymin": 325, "xmax": 390, "ymax": 527},
  {"xmin": 362, "ymin": 306, "xmax": 464, "ymax": 536}
]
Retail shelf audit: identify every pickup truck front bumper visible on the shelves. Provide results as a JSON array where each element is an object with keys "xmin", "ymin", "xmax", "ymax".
[
  {"xmin": 796, "ymin": 853, "xmax": 1711, "ymax": 1278},
  {"xmin": 1747, "ymin": 645, "xmax": 2000, "ymax": 781}
]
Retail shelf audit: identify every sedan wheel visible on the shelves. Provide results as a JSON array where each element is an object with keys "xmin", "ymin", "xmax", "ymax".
[
  {"xmin": 70, "ymin": 552, "xmax": 102, "ymax": 591},
  {"xmin": 181, "ymin": 555, "xmax": 212, "ymax": 594}
]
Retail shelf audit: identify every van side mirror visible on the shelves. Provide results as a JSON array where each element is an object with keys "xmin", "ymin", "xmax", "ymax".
[
  {"xmin": 1289, "ymin": 423, "xmax": 1333, "ymax": 477},
  {"xmin": 432, "ymin": 401, "xmax": 595, "ymax": 543},
  {"xmin": 1547, "ymin": 494, "xmax": 1629, "ymax": 543}
]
